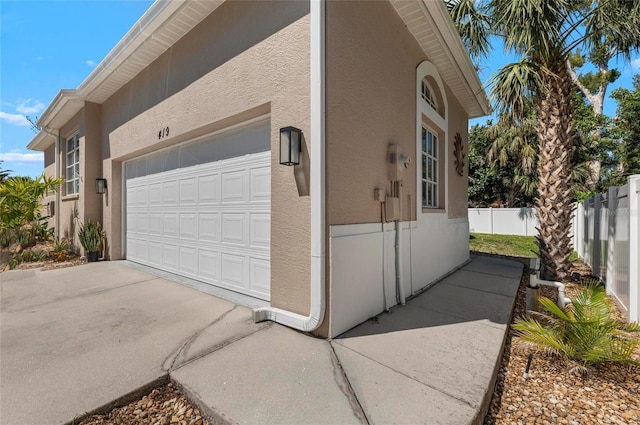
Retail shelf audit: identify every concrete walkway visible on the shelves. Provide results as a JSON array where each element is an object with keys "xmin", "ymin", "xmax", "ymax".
[{"xmin": 1, "ymin": 255, "xmax": 522, "ymax": 425}]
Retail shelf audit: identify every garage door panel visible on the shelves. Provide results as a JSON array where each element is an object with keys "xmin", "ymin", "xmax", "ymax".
[
  {"xmin": 250, "ymin": 167, "xmax": 271, "ymax": 202},
  {"xmin": 163, "ymin": 181, "xmax": 178, "ymax": 204},
  {"xmin": 163, "ymin": 213, "xmax": 179, "ymax": 237},
  {"xmin": 179, "ymin": 178, "xmax": 196, "ymax": 205},
  {"xmin": 250, "ymin": 214, "xmax": 270, "ymax": 248},
  {"xmin": 198, "ymin": 174, "xmax": 219, "ymax": 204},
  {"xmin": 221, "ymin": 253, "xmax": 246, "ymax": 289},
  {"xmin": 125, "ymin": 122, "xmax": 271, "ymax": 301},
  {"xmin": 148, "ymin": 213, "xmax": 163, "ymax": 235},
  {"xmin": 199, "ymin": 249, "xmax": 219, "ymax": 281},
  {"xmin": 198, "ymin": 213, "xmax": 219, "ymax": 241},
  {"xmin": 163, "ymin": 244, "xmax": 178, "ymax": 270},
  {"xmin": 179, "ymin": 213, "xmax": 197, "ymax": 239},
  {"xmin": 250, "ymin": 258, "xmax": 270, "ymax": 296},
  {"xmin": 179, "ymin": 246, "xmax": 197, "ymax": 275},
  {"xmin": 221, "ymin": 171, "xmax": 247, "ymax": 203}
]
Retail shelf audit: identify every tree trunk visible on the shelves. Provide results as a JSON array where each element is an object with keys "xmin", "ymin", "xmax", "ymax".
[{"xmin": 536, "ymin": 62, "xmax": 575, "ymax": 281}]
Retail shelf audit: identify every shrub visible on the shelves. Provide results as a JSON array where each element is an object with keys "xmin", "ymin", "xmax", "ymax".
[
  {"xmin": 513, "ymin": 283, "xmax": 640, "ymax": 373},
  {"xmin": 78, "ymin": 220, "xmax": 103, "ymax": 253}
]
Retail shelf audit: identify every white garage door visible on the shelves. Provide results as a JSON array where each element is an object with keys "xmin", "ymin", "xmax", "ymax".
[{"xmin": 125, "ymin": 122, "xmax": 271, "ymax": 301}]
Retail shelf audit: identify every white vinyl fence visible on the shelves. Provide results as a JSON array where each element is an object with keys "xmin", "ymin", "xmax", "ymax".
[
  {"xmin": 468, "ymin": 207, "xmax": 538, "ymax": 236},
  {"xmin": 573, "ymin": 175, "xmax": 640, "ymax": 322}
]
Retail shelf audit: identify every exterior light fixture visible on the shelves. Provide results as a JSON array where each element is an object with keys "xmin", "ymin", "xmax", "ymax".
[
  {"xmin": 280, "ymin": 126, "xmax": 302, "ymax": 166},
  {"xmin": 95, "ymin": 178, "xmax": 107, "ymax": 194}
]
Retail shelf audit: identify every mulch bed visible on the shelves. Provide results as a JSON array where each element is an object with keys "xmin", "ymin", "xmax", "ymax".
[{"xmin": 484, "ymin": 259, "xmax": 640, "ymax": 425}]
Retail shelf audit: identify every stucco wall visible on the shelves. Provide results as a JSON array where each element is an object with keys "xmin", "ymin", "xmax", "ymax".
[
  {"xmin": 445, "ymin": 86, "xmax": 470, "ymax": 220},
  {"xmin": 323, "ymin": 0, "xmax": 472, "ymax": 337},
  {"xmin": 57, "ymin": 111, "xmax": 83, "ymax": 251},
  {"xmin": 326, "ymin": 0, "xmax": 422, "ymax": 226},
  {"xmin": 98, "ymin": 1, "xmax": 311, "ymax": 315},
  {"xmin": 43, "ymin": 145, "xmax": 56, "ymax": 231}
]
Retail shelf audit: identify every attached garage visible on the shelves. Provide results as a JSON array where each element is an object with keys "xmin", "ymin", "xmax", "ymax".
[{"xmin": 124, "ymin": 120, "xmax": 271, "ymax": 301}]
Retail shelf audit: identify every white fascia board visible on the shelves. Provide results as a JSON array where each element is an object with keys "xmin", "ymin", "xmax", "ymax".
[
  {"xmin": 36, "ymin": 89, "xmax": 80, "ymax": 129},
  {"xmin": 423, "ymin": 0, "xmax": 491, "ymax": 117},
  {"xmin": 27, "ymin": 131, "xmax": 53, "ymax": 152},
  {"xmin": 78, "ymin": 0, "xmax": 184, "ymax": 98}
]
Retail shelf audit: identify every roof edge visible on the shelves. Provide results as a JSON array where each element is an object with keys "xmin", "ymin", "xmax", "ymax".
[
  {"xmin": 425, "ymin": 0, "xmax": 491, "ymax": 117},
  {"xmin": 34, "ymin": 0, "xmax": 188, "ymax": 131}
]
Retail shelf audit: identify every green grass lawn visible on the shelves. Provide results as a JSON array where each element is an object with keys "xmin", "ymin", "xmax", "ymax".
[
  {"xmin": 470, "ymin": 233, "xmax": 538, "ymax": 258},
  {"xmin": 470, "ymin": 233, "xmax": 579, "ymax": 261}
]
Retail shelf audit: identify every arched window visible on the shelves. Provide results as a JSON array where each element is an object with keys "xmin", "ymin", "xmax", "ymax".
[
  {"xmin": 421, "ymin": 78, "xmax": 438, "ymax": 111},
  {"xmin": 416, "ymin": 61, "xmax": 447, "ymax": 211}
]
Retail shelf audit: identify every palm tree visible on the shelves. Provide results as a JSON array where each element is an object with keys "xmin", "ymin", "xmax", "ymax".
[{"xmin": 447, "ymin": 0, "xmax": 640, "ymax": 280}]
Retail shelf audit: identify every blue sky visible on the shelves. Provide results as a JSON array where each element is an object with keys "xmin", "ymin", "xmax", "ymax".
[
  {"xmin": 1, "ymin": 1, "xmax": 639, "ymax": 178},
  {"xmin": 0, "ymin": 0, "xmax": 153, "ymax": 178}
]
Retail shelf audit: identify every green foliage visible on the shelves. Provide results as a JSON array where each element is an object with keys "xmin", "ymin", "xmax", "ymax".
[
  {"xmin": 0, "ymin": 173, "xmax": 62, "ymax": 235},
  {"xmin": 51, "ymin": 238, "xmax": 70, "ymax": 262},
  {"xmin": 514, "ymin": 283, "xmax": 640, "ymax": 372},
  {"xmin": 470, "ymin": 233, "xmax": 539, "ymax": 258},
  {"xmin": 0, "ymin": 161, "xmax": 11, "ymax": 183},
  {"xmin": 78, "ymin": 220, "xmax": 103, "ymax": 253},
  {"xmin": 7, "ymin": 250, "xmax": 48, "ymax": 269},
  {"xmin": 609, "ymin": 75, "xmax": 640, "ymax": 182}
]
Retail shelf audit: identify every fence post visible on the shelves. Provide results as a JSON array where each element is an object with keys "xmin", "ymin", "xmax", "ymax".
[
  {"xmin": 593, "ymin": 194, "xmax": 602, "ymax": 277},
  {"xmin": 490, "ymin": 207, "xmax": 494, "ymax": 234},
  {"xmin": 628, "ymin": 176, "xmax": 640, "ymax": 322},
  {"xmin": 606, "ymin": 186, "xmax": 618, "ymax": 297}
]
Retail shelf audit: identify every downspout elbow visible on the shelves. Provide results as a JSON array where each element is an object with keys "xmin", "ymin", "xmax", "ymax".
[{"xmin": 530, "ymin": 273, "xmax": 571, "ymax": 308}]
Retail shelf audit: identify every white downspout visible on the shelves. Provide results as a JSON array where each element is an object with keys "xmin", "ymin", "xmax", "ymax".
[
  {"xmin": 396, "ymin": 181, "xmax": 406, "ymax": 305},
  {"xmin": 529, "ymin": 258, "xmax": 571, "ymax": 308},
  {"xmin": 253, "ymin": 0, "xmax": 326, "ymax": 332}
]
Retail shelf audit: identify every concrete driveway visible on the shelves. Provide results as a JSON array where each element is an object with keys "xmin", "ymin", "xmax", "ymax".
[{"xmin": 0, "ymin": 262, "xmax": 267, "ymax": 425}]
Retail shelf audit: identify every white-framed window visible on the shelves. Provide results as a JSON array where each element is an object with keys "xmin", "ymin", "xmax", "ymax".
[
  {"xmin": 421, "ymin": 78, "xmax": 438, "ymax": 110},
  {"xmin": 421, "ymin": 126, "xmax": 438, "ymax": 208},
  {"xmin": 65, "ymin": 133, "xmax": 80, "ymax": 195}
]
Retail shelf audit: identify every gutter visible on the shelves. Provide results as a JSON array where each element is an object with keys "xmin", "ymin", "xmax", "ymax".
[{"xmin": 253, "ymin": 0, "xmax": 326, "ymax": 332}]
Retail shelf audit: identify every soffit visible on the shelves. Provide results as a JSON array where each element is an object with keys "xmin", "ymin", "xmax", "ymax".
[{"xmin": 390, "ymin": 0, "xmax": 491, "ymax": 118}]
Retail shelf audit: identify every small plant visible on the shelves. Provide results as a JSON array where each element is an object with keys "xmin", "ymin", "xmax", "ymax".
[
  {"xmin": 33, "ymin": 216, "xmax": 54, "ymax": 243},
  {"xmin": 514, "ymin": 283, "xmax": 640, "ymax": 373},
  {"xmin": 7, "ymin": 250, "xmax": 47, "ymax": 269},
  {"xmin": 51, "ymin": 238, "xmax": 70, "ymax": 262},
  {"xmin": 78, "ymin": 220, "xmax": 103, "ymax": 262}
]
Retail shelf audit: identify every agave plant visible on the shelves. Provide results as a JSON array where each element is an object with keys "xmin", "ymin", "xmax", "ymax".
[
  {"xmin": 78, "ymin": 220, "xmax": 103, "ymax": 259},
  {"xmin": 514, "ymin": 283, "xmax": 640, "ymax": 372}
]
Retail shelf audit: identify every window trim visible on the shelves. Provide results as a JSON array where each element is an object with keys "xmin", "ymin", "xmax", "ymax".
[
  {"xmin": 416, "ymin": 61, "xmax": 448, "ymax": 215},
  {"xmin": 65, "ymin": 133, "xmax": 80, "ymax": 195},
  {"xmin": 421, "ymin": 125, "xmax": 439, "ymax": 208}
]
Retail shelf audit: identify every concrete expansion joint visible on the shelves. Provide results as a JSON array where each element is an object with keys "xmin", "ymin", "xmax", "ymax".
[
  {"xmin": 328, "ymin": 341, "xmax": 370, "ymax": 424},
  {"xmin": 463, "ymin": 268, "xmax": 523, "ymax": 279},
  {"xmin": 164, "ymin": 305, "xmax": 239, "ymax": 371},
  {"xmin": 332, "ymin": 341, "xmax": 478, "ymax": 411},
  {"xmin": 167, "ymin": 318, "xmax": 273, "ymax": 373}
]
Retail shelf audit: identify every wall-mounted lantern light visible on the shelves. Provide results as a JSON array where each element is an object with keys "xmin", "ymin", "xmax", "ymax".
[
  {"xmin": 95, "ymin": 178, "xmax": 107, "ymax": 195},
  {"xmin": 279, "ymin": 126, "xmax": 302, "ymax": 166}
]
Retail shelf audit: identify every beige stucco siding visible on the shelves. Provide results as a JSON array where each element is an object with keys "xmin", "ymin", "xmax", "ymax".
[
  {"xmin": 98, "ymin": 1, "xmax": 311, "ymax": 315},
  {"xmin": 326, "ymin": 0, "xmax": 424, "ymax": 226},
  {"xmin": 446, "ymin": 86, "xmax": 470, "ymax": 219}
]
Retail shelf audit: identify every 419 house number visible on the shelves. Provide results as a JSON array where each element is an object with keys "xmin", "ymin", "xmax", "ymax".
[{"xmin": 158, "ymin": 126, "xmax": 170, "ymax": 140}]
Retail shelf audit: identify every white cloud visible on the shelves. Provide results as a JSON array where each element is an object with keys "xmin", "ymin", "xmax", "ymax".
[
  {"xmin": 0, "ymin": 152, "xmax": 44, "ymax": 163},
  {"xmin": 632, "ymin": 58, "xmax": 640, "ymax": 71},
  {"xmin": 16, "ymin": 99, "xmax": 45, "ymax": 115},
  {"xmin": 0, "ymin": 112, "xmax": 30, "ymax": 126},
  {"xmin": 86, "ymin": 60, "xmax": 97, "ymax": 67}
]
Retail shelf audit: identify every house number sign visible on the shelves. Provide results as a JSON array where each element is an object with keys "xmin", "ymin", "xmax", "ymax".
[{"xmin": 158, "ymin": 126, "xmax": 170, "ymax": 140}]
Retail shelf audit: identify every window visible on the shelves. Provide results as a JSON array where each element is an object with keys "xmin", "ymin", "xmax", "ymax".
[
  {"xmin": 417, "ymin": 61, "xmax": 447, "ymax": 213},
  {"xmin": 421, "ymin": 78, "xmax": 437, "ymax": 110},
  {"xmin": 421, "ymin": 126, "xmax": 438, "ymax": 208},
  {"xmin": 65, "ymin": 133, "xmax": 80, "ymax": 195}
]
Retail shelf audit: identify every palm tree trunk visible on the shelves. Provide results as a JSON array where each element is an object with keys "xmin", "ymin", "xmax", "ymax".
[{"xmin": 536, "ymin": 61, "xmax": 575, "ymax": 281}]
